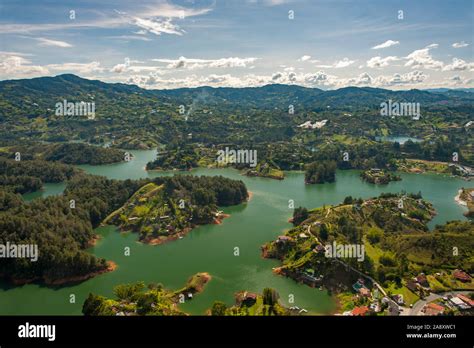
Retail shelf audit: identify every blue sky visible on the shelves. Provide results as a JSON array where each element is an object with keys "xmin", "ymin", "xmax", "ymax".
[{"xmin": 0, "ymin": 0, "xmax": 472, "ymax": 89}]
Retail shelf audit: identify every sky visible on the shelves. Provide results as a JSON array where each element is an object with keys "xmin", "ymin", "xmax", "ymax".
[{"xmin": 0, "ymin": 0, "xmax": 473, "ymax": 90}]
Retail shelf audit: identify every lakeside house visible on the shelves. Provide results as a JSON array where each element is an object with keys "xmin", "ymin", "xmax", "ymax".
[
  {"xmin": 276, "ymin": 235, "xmax": 294, "ymax": 246},
  {"xmin": 300, "ymin": 269, "xmax": 323, "ymax": 287},
  {"xmin": 236, "ymin": 291, "xmax": 258, "ymax": 307}
]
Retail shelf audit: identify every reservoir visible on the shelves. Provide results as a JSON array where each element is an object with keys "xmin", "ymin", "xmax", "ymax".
[{"xmin": 1, "ymin": 149, "xmax": 471, "ymax": 315}]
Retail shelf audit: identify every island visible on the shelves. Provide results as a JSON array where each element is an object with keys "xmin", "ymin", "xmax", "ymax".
[
  {"xmin": 103, "ymin": 175, "xmax": 248, "ymax": 244},
  {"xmin": 360, "ymin": 168, "xmax": 401, "ymax": 185}
]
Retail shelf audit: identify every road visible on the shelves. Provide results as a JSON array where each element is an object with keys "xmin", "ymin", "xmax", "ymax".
[{"xmin": 306, "ymin": 222, "xmax": 401, "ymax": 315}]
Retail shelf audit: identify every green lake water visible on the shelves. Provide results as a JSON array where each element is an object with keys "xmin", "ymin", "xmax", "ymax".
[{"xmin": 1, "ymin": 149, "xmax": 472, "ymax": 315}]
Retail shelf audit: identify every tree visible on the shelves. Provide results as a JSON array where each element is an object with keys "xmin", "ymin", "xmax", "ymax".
[
  {"xmin": 262, "ymin": 288, "xmax": 279, "ymax": 307},
  {"xmin": 293, "ymin": 207, "xmax": 308, "ymax": 226},
  {"xmin": 210, "ymin": 301, "xmax": 227, "ymax": 316}
]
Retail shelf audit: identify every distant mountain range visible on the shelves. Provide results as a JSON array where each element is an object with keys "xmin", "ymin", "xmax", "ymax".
[{"xmin": 1, "ymin": 74, "xmax": 473, "ymax": 120}]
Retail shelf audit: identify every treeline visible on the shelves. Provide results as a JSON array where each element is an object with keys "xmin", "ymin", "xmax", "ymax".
[
  {"xmin": 43, "ymin": 143, "xmax": 126, "ymax": 165},
  {"xmin": 0, "ymin": 175, "xmax": 42, "ymax": 194},
  {"xmin": 0, "ymin": 157, "xmax": 77, "ymax": 183},
  {"xmin": 3, "ymin": 142, "xmax": 126, "ymax": 165}
]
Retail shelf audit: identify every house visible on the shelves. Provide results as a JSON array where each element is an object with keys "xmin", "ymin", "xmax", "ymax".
[
  {"xmin": 237, "ymin": 292, "xmax": 258, "ymax": 307},
  {"xmin": 457, "ymin": 294, "xmax": 474, "ymax": 308},
  {"xmin": 423, "ymin": 303, "xmax": 445, "ymax": 316},
  {"xmin": 453, "ymin": 269, "xmax": 471, "ymax": 282},
  {"xmin": 352, "ymin": 306, "xmax": 369, "ymax": 316},
  {"xmin": 369, "ymin": 302, "xmax": 381, "ymax": 312},
  {"xmin": 276, "ymin": 235, "xmax": 293, "ymax": 244},
  {"xmin": 298, "ymin": 233, "xmax": 309, "ymax": 239},
  {"xmin": 393, "ymin": 294, "xmax": 404, "ymax": 305},
  {"xmin": 415, "ymin": 273, "xmax": 430, "ymax": 288},
  {"xmin": 359, "ymin": 287, "xmax": 371, "ymax": 297},
  {"xmin": 450, "ymin": 296, "xmax": 470, "ymax": 310}
]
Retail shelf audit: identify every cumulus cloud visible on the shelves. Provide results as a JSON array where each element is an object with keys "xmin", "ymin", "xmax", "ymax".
[
  {"xmin": 366, "ymin": 56, "xmax": 399, "ymax": 68},
  {"xmin": 452, "ymin": 41, "xmax": 469, "ymax": 48},
  {"xmin": 442, "ymin": 58, "xmax": 474, "ymax": 71},
  {"xmin": 0, "ymin": 54, "xmax": 49, "ymax": 77},
  {"xmin": 404, "ymin": 44, "xmax": 443, "ymax": 70},
  {"xmin": 371, "ymin": 40, "xmax": 399, "ymax": 50},
  {"xmin": 152, "ymin": 56, "xmax": 258, "ymax": 70},
  {"xmin": 299, "ymin": 55, "xmax": 311, "ymax": 62},
  {"xmin": 316, "ymin": 57, "xmax": 355, "ymax": 69},
  {"xmin": 374, "ymin": 70, "xmax": 428, "ymax": 86}
]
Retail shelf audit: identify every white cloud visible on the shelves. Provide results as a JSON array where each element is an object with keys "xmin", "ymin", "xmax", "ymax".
[
  {"xmin": 371, "ymin": 40, "xmax": 399, "ymax": 50},
  {"xmin": 46, "ymin": 62, "xmax": 104, "ymax": 74},
  {"xmin": 452, "ymin": 41, "xmax": 469, "ymax": 48},
  {"xmin": 405, "ymin": 44, "xmax": 443, "ymax": 70},
  {"xmin": 36, "ymin": 37, "xmax": 73, "ymax": 48},
  {"xmin": 152, "ymin": 56, "xmax": 258, "ymax": 70},
  {"xmin": 130, "ymin": 16, "xmax": 184, "ymax": 36},
  {"xmin": 442, "ymin": 58, "xmax": 474, "ymax": 71},
  {"xmin": 299, "ymin": 55, "xmax": 311, "ymax": 62},
  {"xmin": 0, "ymin": 54, "xmax": 49, "ymax": 77},
  {"xmin": 108, "ymin": 35, "xmax": 152, "ymax": 41},
  {"xmin": 316, "ymin": 57, "xmax": 355, "ymax": 69},
  {"xmin": 366, "ymin": 56, "xmax": 399, "ymax": 68},
  {"xmin": 374, "ymin": 70, "xmax": 428, "ymax": 86}
]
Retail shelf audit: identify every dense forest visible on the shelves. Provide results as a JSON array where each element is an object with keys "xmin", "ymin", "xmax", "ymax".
[
  {"xmin": 0, "ymin": 157, "xmax": 248, "ymax": 283},
  {"xmin": 304, "ymin": 160, "xmax": 337, "ymax": 184}
]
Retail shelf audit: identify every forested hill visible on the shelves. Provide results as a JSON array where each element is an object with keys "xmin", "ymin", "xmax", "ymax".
[{"xmin": 1, "ymin": 74, "xmax": 472, "ymax": 154}]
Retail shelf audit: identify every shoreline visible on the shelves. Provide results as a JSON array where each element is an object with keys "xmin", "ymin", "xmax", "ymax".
[
  {"xmin": 455, "ymin": 189, "xmax": 467, "ymax": 206},
  {"xmin": 8, "ymin": 260, "xmax": 117, "ymax": 286},
  {"xmin": 140, "ymin": 212, "xmax": 232, "ymax": 245}
]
